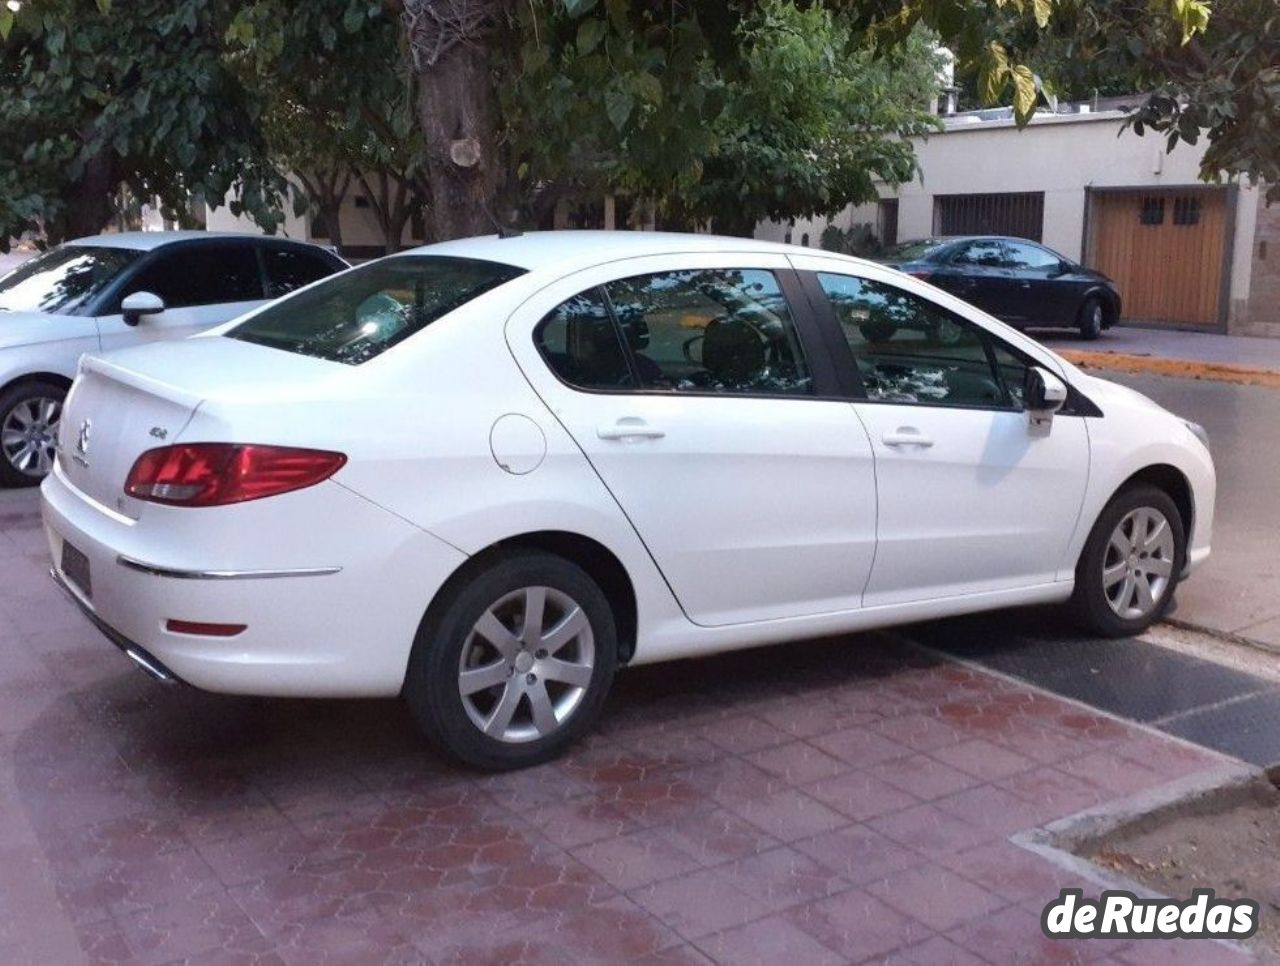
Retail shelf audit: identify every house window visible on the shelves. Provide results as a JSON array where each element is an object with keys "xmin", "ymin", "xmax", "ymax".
[
  {"xmin": 1139, "ymin": 197, "xmax": 1165, "ymax": 226},
  {"xmin": 801, "ymin": 233, "xmax": 810, "ymax": 247},
  {"xmin": 933, "ymin": 192, "xmax": 1044, "ymax": 242},
  {"xmin": 1173, "ymin": 196, "xmax": 1200, "ymax": 226},
  {"xmin": 353, "ymin": 195, "xmax": 371, "ymax": 209}
]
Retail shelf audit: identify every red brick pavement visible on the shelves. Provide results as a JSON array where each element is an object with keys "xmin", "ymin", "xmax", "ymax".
[{"xmin": 0, "ymin": 497, "xmax": 1256, "ymax": 964}]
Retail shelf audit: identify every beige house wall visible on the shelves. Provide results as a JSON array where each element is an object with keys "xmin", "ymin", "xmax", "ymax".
[{"xmin": 756, "ymin": 111, "xmax": 1265, "ymax": 331}]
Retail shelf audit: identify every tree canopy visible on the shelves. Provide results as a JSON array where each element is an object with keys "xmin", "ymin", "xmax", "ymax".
[{"xmin": 2, "ymin": 0, "xmax": 1275, "ymax": 248}]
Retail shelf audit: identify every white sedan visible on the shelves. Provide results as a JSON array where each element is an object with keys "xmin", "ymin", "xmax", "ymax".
[
  {"xmin": 0, "ymin": 231, "xmax": 345, "ymax": 485},
  {"xmin": 41, "ymin": 231, "xmax": 1214, "ymax": 769}
]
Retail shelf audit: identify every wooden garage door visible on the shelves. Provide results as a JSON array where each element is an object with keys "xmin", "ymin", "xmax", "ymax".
[{"xmin": 1089, "ymin": 188, "xmax": 1228, "ymax": 325}]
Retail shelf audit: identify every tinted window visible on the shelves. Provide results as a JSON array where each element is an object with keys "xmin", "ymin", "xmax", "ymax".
[
  {"xmin": 228, "ymin": 255, "xmax": 524, "ymax": 365},
  {"xmin": 120, "ymin": 244, "xmax": 263, "ymax": 308},
  {"xmin": 0, "ymin": 246, "xmax": 142, "ymax": 315},
  {"xmin": 884, "ymin": 239, "xmax": 948, "ymax": 261},
  {"xmin": 817, "ymin": 272, "xmax": 1014, "ymax": 409},
  {"xmin": 603, "ymin": 269, "xmax": 811, "ymax": 396},
  {"xmin": 1004, "ymin": 242, "xmax": 1061, "ymax": 271},
  {"xmin": 263, "ymin": 246, "xmax": 339, "ymax": 298},
  {"xmin": 535, "ymin": 289, "xmax": 633, "ymax": 390},
  {"xmin": 950, "ymin": 240, "xmax": 1006, "ymax": 268}
]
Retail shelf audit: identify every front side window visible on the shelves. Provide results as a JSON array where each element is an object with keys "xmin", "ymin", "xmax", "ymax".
[
  {"xmin": 229, "ymin": 255, "xmax": 524, "ymax": 365},
  {"xmin": 535, "ymin": 289, "xmax": 633, "ymax": 391},
  {"xmin": 119, "ymin": 245, "xmax": 263, "ymax": 309},
  {"xmin": 1004, "ymin": 242, "xmax": 1061, "ymax": 271},
  {"xmin": 817, "ymin": 272, "xmax": 1019, "ymax": 409},
  {"xmin": 603, "ymin": 268, "xmax": 812, "ymax": 396},
  {"xmin": 0, "ymin": 246, "xmax": 142, "ymax": 315}
]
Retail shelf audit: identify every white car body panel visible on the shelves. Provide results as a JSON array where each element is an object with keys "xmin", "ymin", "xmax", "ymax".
[
  {"xmin": 504, "ymin": 252, "xmax": 878, "ymax": 626},
  {"xmin": 39, "ymin": 232, "xmax": 1215, "ymax": 698}
]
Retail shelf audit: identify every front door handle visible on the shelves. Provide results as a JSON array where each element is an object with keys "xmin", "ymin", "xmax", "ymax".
[
  {"xmin": 598, "ymin": 418, "xmax": 665, "ymax": 441},
  {"xmin": 882, "ymin": 428, "xmax": 934, "ymax": 448}
]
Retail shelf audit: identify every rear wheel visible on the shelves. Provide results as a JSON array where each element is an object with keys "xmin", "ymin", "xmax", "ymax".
[
  {"xmin": 0, "ymin": 380, "xmax": 65, "ymax": 486},
  {"xmin": 1069, "ymin": 484, "xmax": 1185, "ymax": 637},
  {"xmin": 1077, "ymin": 296, "xmax": 1104, "ymax": 341},
  {"xmin": 404, "ymin": 551, "xmax": 618, "ymax": 770}
]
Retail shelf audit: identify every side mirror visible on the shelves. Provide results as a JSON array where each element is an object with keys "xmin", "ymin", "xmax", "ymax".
[
  {"xmin": 1024, "ymin": 366, "xmax": 1068, "ymax": 427},
  {"xmin": 121, "ymin": 291, "xmax": 165, "ymax": 326}
]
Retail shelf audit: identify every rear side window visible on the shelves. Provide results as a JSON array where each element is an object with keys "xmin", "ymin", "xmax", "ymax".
[
  {"xmin": 262, "ymin": 246, "xmax": 340, "ymax": 298},
  {"xmin": 228, "ymin": 255, "xmax": 524, "ymax": 365},
  {"xmin": 119, "ymin": 244, "xmax": 263, "ymax": 308},
  {"xmin": 605, "ymin": 269, "xmax": 812, "ymax": 396},
  {"xmin": 535, "ymin": 289, "xmax": 633, "ymax": 391},
  {"xmin": 950, "ymin": 240, "xmax": 1005, "ymax": 268}
]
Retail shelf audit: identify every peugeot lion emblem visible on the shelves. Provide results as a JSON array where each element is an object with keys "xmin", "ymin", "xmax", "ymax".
[{"xmin": 73, "ymin": 418, "xmax": 91, "ymax": 468}]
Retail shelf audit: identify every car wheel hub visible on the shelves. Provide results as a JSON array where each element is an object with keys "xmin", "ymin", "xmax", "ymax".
[
  {"xmin": 458, "ymin": 585, "xmax": 594, "ymax": 744},
  {"xmin": 1102, "ymin": 507, "xmax": 1176, "ymax": 620},
  {"xmin": 1, "ymin": 396, "xmax": 61, "ymax": 477}
]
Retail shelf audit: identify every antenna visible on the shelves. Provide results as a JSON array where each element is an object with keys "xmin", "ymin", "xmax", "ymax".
[{"xmin": 482, "ymin": 202, "xmax": 523, "ymax": 239}]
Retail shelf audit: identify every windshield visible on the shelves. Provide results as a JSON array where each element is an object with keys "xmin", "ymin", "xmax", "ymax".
[
  {"xmin": 883, "ymin": 239, "xmax": 950, "ymax": 262},
  {"xmin": 0, "ymin": 245, "xmax": 142, "ymax": 315},
  {"xmin": 227, "ymin": 255, "xmax": 525, "ymax": 364}
]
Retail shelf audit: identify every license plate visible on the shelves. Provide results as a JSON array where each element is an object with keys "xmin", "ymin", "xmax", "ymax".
[{"xmin": 61, "ymin": 540, "xmax": 92, "ymax": 599}]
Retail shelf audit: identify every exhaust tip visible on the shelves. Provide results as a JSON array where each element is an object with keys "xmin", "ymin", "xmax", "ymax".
[{"xmin": 124, "ymin": 647, "xmax": 178, "ymax": 684}]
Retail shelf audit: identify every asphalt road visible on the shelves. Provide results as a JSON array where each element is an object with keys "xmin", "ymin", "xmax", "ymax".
[{"xmin": 1102, "ymin": 371, "xmax": 1280, "ymax": 649}]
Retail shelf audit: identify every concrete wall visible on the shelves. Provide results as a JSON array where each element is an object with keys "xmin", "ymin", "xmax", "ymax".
[
  {"xmin": 1241, "ymin": 192, "xmax": 1280, "ymax": 334},
  {"xmin": 757, "ymin": 110, "xmax": 1264, "ymax": 331}
]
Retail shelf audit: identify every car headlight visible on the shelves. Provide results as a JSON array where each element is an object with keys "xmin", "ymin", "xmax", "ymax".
[{"xmin": 1182, "ymin": 419, "xmax": 1210, "ymax": 449}]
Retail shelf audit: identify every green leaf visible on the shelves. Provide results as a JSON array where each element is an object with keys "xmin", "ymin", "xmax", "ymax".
[
  {"xmin": 978, "ymin": 42, "xmax": 1009, "ymax": 105},
  {"xmin": 562, "ymin": 0, "xmax": 597, "ymax": 18},
  {"xmin": 342, "ymin": 5, "xmax": 364, "ymax": 34},
  {"xmin": 604, "ymin": 87, "xmax": 633, "ymax": 130},
  {"xmin": 1011, "ymin": 65, "xmax": 1037, "ymax": 125},
  {"xmin": 0, "ymin": 8, "xmax": 12, "ymax": 41},
  {"xmin": 576, "ymin": 19, "xmax": 604, "ymax": 55},
  {"xmin": 1031, "ymin": 0, "xmax": 1052, "ymax": 29},
  {"xmin": 95, "ymin": 0, "xmax": 112, "ymax": 13}
]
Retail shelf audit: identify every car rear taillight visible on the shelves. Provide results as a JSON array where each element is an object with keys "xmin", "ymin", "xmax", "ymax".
[{"xmin": 125, "ymin": 444, "xmax": 347, "ymax": 507}]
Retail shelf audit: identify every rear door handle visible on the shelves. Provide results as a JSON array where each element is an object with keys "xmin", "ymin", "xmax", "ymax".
[
  {"xmin": 598, "ymin": 418, "xmax": 665, "ymax": 441},
  {"xmin": 881, "ymin": 428, "xmax": 934, "ymax": 448}
]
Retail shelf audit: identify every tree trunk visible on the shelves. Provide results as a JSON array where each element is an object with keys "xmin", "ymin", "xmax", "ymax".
[
  {"xmin": 52, "ymin": 149, "xmax": 118, "ymax": 243},
  {"xmin": 412, "ymin": 27, "xmax": 505, "ymax": 241}
]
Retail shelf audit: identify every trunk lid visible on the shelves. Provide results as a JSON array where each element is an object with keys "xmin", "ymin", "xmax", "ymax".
[{"xmin": 57, "ymin": 336, "xmax": 347, "ymax": 519}]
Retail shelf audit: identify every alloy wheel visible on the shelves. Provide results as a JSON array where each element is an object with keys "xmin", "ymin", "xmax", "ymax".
[
  {"xmin": 457, "ymin": 585, "xmax": 595, "ymax": 743},
  {"xmin": 1, "ymin": 396, "xmax": 61, "ymax": 478},
  {"xmin": 1102, "ymin": 507, "xmax": 1176, "ymax": 620}
]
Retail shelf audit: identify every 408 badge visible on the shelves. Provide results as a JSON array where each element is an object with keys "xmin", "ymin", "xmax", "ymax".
[{"xmin": 1042, "ymin": 888, "xmax": 1259, "ymax": 939}]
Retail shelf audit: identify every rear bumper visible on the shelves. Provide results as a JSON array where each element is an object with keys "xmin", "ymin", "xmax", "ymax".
[
  {"xmin": 41, "ymin": 464, "xmax": 468, "ymax": 698},
  {"xmin": 49, "ymin": 566, "xmax": 185, "ymax": 685}
]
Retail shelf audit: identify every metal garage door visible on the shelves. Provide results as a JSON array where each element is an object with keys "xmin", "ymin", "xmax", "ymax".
[{"xmin": 1088, "ymin": 188, "xmax": 1230, "ymax": 326}]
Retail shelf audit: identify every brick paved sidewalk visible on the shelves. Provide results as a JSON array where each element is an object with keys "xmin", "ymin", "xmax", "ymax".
[{"xmin": 0, "ymin": 498, "xmax": 1256, "ymax": 964}]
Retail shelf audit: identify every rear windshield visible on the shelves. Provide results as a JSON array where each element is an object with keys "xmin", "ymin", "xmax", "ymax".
[
  {"xmin": 227, "ymin": 255, "xmax": 525, "ymax": 364},
  {"xmin": 883, "ymin": 239, "xmax": 950, "ymax": 262},
  {"xmin": 0, "ymin": 245, "xmax": 142, "ymax": 315}
]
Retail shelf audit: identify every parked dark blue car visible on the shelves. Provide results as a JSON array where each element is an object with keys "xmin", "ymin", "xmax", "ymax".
[{"xmin": 878, "ymin": 236, "xmax": 1122, "ymax": 340}]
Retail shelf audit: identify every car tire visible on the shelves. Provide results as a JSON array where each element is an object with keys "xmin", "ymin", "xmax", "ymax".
[
  {"xmin": 1069, "ymin": 484, "xmax": 1185, "ymax": 638},
  {"xmin": 1077, "ymin": 296, "xmax": 1104, "ymax": 341},
  {"xmin": 0, "ymin": 380, "xmax": 66, "ymax": 487},
  {"xmin": 403, "ymin": 550, "xmax": 618, "ymax": 770}
]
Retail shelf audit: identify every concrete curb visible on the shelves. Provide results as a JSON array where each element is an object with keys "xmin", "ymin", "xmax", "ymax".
[{"xmin": 1059, "ymin": 350, "xmax": 1280, "ymax": 388}]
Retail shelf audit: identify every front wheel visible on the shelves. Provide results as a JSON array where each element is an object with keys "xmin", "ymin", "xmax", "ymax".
[
  {"xmin": 1068, "ymin": 484, "xmax": 1185, "ymax": 637},
  {"xmin": 1077, "ymin": 296, "xmax": 1104, "ymax": 341},
  {"xmin": 0, "ymin": 380, "xmax": 66, "ymax": 487},
  {"xmin": 404, "ymin": 550, "xmax": 618, "ymax": 770}
]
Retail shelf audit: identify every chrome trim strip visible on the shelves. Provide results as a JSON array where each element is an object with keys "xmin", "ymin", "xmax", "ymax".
[{"xmin": 115, "ymin": 556, "xmax": 342, "ymax": 580}]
